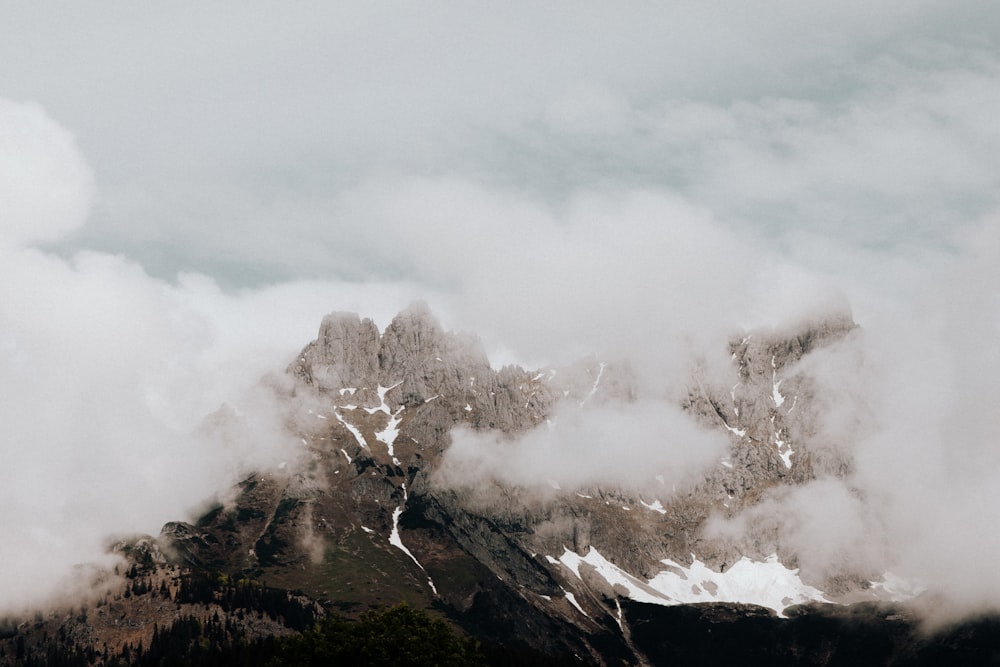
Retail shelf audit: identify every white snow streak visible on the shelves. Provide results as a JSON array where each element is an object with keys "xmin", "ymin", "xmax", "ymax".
[
  {"xmin": 772, "ymin": 416, "xmax": 793, "ymax": 468},
  {"xmin": 334, "ymin": 411, "xmax": 368, "ymax": 449},
  {"xmin": 365, "ymin": 382, "xmax": 402, "ymax": 414},
  {"xmin": 771, "ymin": 356, "xmax": 785, "ymax": 407},
  {"xmin": 558, "ymin": 547, "xmax": 669, "ymax": 605},
  {"xmin": 578, "ymin": 362, "xmax": 607, "ymax": 407},
  {"xmin": 778, "ymin": 446, "xmax": 794, "ymax": 469},
  {"xmin": 346, "ymin": 383, "xmax": 405, "ymax": 463},
  {"xmin": 389, "ymin": 509, "xmax": 420, "ymax": 567},
  {"xmin": 724, "ymin": 423, "xmax": 746, "ymax": 437},
  {"xmin": 376, "ymin": 408, "xmax": 404, "ymax": 465},
  {"xmin": 639, "ymin": 499, "xmax": 667, "ymax": 514},
  {"xmin": 388, "ymin": 484, "xmax": 438, "ymax": 595},
  {"xmin": 562, "ymin": 589, "xmax": 588, "ymax": 617}
]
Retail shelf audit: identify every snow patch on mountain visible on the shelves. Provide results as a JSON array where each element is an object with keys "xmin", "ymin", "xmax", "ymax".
[
  {"xmin": 558, "ymin": 547, "xmax": 674, "ymax": 606},
  {"xmin": 579, "ymin": 362, "xmax": 607, "ymax": 407},
  {"xmin": 334, "ymin": 411, "xmax": 368, "ymax": 450},
  {"xmin": 639, "ymin": 498, "xmax": 667, "ymax": 514},
  {"xmin": 376, "ymin": 408, "xmax": 404, "ymax": 465},
  {"xmin": 648, "ymin": 554, "xmax": 827, "ymax": 616},
  {"xmin": 555, "ymin": 547, "xmax": 827, "ymax": 616},
  {"xmin": 562, "ymin": 588, "xmax": 589, "ymax": 617},
  {"xmin": 724, "ymin": 423, "xmax": 746, "ymax": 437},
  {"xmin": 771, "ymin": 356, "xmax": 785, "ymax": 407},
  {"xmin": 365, "ymin": 383, "xmax": 400, "ymax": 415},
  {"xmin": 388, "ymin": 484, "xmax": 437, "ymax": 595}
]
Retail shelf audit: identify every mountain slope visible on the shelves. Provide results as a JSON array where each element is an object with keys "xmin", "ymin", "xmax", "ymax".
[
  {"xmin": 7, "ymin": 304, "xmax": 997, "ymax": 666},
  {"xmin": 156, "ymin": 304, "xmax": 864, "ymax": 661}
]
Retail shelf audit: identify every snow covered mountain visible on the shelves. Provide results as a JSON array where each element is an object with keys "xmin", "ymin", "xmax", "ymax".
[
  {"xmin": 155, "ymin": 304, "xmax": 878, "ymax": 657},
  {"xmin": 3, "ymin": 304, "xmax": 986, "ymax": 665}
]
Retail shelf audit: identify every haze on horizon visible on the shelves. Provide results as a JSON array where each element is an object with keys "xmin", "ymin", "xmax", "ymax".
[{"xmin": 1, "ymin": 2, "xmax": 999, "ymax": 619}]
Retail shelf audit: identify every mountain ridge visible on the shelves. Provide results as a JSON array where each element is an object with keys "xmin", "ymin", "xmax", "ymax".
[
  {"xmin": 155, "ymin": 303, "xmax": 868, "ymax": 660},
  {"xmin": 6, "ymin": 304, "xmax": 989, "ymax": 666}
]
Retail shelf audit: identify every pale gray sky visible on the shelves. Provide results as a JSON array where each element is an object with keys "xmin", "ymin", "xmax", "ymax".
[{"xmin": 1, "ymin": 3, "xmax": 996, "ymax": 286}]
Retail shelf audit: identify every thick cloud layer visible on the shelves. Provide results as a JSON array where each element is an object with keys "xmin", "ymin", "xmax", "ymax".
[
  {"xmin": 0, "ymin": 101, "xmax": 425, "ymax": 612},
  {"xmin": 437, "ymin": 400, "xmax": 729, "ymax": 494},
  {"xmin": 1, "ymin": 3, "xmax": 999, "ymax": 620},
  {"xmin": 0, "ymin": 100, "xmax": 93, "ymax": 247},
  {"xmin": 699, "ymin": 221, "xmax": 1000, "ymax": 620}
]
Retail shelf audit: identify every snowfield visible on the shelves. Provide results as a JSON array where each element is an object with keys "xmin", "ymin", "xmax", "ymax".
[{"xmin": 555, "ymin": 547, "xmax": 828, "ymax": 616}]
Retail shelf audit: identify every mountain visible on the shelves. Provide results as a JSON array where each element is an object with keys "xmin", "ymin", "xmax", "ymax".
[{"xmin": 2, "ymin": 304, "xmax": 998, "ymax": 665}]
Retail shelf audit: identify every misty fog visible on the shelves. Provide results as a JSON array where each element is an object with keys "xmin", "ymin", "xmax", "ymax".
[{"xmin": 2, "ymin": 3, "xmax": 999, "ymax": 623}]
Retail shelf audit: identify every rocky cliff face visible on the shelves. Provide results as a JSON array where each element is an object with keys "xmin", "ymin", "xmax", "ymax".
[{"xmin": 142, "ymin": 304, "xmax": 879, "ymax": 664}]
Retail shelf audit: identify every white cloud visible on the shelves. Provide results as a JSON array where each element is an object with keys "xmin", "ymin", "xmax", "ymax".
[
  {"xmin": 1, "ymin": 3, "xmax": 999, "ymax": 622},
  {"xmin": 702, "ymin": 216, "xmax": 1000, "ymax": 614},
  {"xmin": 1, "ymin": 3, "xmax": 994, "ymax": 280},
  {"xmin": 0, "ymin": 100, "xmax": 426, "ymax": 612},
  {"xmin": 437, "ymin": 399, "xmax": 728, "ymax": 494},
  {"xmin": 0, "ymin": 100, "xmax": 94, "ymax": 248}
]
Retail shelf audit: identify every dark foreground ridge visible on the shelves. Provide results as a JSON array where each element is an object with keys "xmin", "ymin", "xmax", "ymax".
[{"xmin": 4, "ymin": 591, "xmax": 1000, "ymax": 666}]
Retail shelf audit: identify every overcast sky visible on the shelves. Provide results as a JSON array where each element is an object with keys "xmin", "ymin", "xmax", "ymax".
[{"xmin": 2, "ymin": 2, "xmax": 999, "ymax": 615}]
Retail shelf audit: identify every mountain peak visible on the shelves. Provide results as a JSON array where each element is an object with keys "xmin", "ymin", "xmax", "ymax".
[{"xmin": 6, "ymin": 305, "xmax": 963, "ymax": 666}]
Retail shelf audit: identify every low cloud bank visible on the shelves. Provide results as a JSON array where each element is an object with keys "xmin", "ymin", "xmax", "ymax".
[
  {"xmin": 0, "ymin": 101, "xmax": 421, "ymax": 613},
  {"xmin": 437, "ymin": 400, "xmax": 729, "ymax": 495},
  {"xmin": 698, "ymin": 222, "xmax": 1000, "ymax": 620}
]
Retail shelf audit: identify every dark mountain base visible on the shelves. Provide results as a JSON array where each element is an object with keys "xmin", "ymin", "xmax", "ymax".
[
  {"xmin": 6, "ymin": 308, "xmax": 1000, "ymax": 665},
  {"xmin": 624, "ymin": 600, "xmax": 1000, "ymax": 666},
  {"xmin": 4, "ymin": 569, "xmax": 1000, "ymax": 667}
]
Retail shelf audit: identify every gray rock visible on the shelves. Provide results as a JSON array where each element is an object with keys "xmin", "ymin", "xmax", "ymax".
[
  {"xmin": 159, "ymin": 302, "xmax": 866, "ymax": 663},
  {"xmin": 290, "ymin": 312, "xmax": 380, "ymax": 391}
]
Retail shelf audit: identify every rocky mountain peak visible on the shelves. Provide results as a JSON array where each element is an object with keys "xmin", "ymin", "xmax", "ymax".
[
  {"xmin": 730, "ymin": 309, "xmax": 857, "ymax": 378},
  {"xmin": 117, "ymin": 305, "xmax": 905, "ymax": 666},
  {"xmin": 6, "ymin": 304, "xmax": 990, "ymax": 666},
  {"xmin": 291, "ymin": 311, "xmax": 380, "ymax": 391},
  {"xmin": 378, "ymin": 302, "xmax": 492, "ymax": 407}
]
